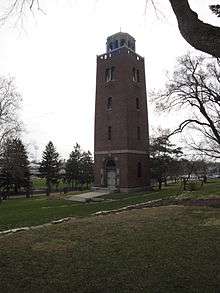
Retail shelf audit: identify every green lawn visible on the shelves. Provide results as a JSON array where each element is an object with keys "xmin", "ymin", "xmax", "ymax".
[
  {"xmin": 32, "ymin": 177, "xmax": 70, "ymax": 190},
  {"xmin": 32, "ymin": 177, "xmax": 47, "ymax": 189},
  {"xmin": 32, "ymin": 177, "xmax": 89, "ymax": 191},
  {"xmin": 0, "ymin": 180, "xmax": 220, "ymax": 231},
  {"xmin": 0, "ymin": 205, "xmax": 219, "ymax": 292}
]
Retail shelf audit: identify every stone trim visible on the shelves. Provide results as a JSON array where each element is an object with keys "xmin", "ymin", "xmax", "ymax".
[{"xmin": 95, "ymin": 150, "xmax": 147, "ymax": 155}]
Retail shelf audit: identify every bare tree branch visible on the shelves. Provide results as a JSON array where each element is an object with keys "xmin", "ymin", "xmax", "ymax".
[
  {"xmin": 0, "ymin": 76, "xmax": 22, "ymax": 150},
  {"xmin": 0, "ymin": 0, "xmax": 44, "ymax": 26},
  {"xmin": 169, "ymin": 0, "xmax": 220, "ymax": 57},
  {"xmin": 154, "ymin": 53, "xmax": 220, "ymax": 158}
]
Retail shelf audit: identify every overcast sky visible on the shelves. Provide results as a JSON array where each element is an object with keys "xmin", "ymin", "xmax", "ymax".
[{"xmin": 0, "ymin": 0, "xmax": 218, "ymax": 160}]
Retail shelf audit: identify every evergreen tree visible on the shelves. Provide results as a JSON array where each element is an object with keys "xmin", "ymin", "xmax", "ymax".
[
  {"xmin": 0, "ymin": 139, "xmax": 31, "ymax": 197},
  {"xmin": 39, "ymin": 141, "xmax": 60, "ymax": 196},
  {"xmin": 65, "ymin": 143, "xmax": 81, "ymax": 190},
  {"xmin": 79, "ymin": 151, "xmax": 94, "ymax": 189},
  {"xmin": 150, "ymin": 130, "xmax": 183, "ymax": 190}
]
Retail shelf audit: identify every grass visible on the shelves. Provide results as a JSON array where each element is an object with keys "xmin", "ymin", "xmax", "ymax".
[
  {"xmin": 32, "ymin": 177, "xmax": 47, "ymax": 189},
  {"xmin": 0, "ymin": 205, "xmax": 219, "ymax": 292},
  {"xmin": 0, "ymin": 180, "xmax": 219, "ymax": 232},
  {"xmin": 32, "ymin": 178, "xmax": 89, "ymax": 191}
]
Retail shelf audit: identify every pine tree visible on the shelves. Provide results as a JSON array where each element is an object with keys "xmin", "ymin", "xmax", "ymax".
[
  {"xmin": 65, "ymin": 143, "xmax": 81, "ymax": 190},
  {"xmin": 79, "ymin": 151, "xmax": 94, "ymax": 189},
  {"xmin": 150, "ymin": 131, "xmax": 183, "ymax": 190},
  {"xmin": 39, "ymin": 141, "xmax": 60, "ymax": 196},
  {"xmin": 0, "ymin": 139, "xmax": 31, "ymax": 197}
]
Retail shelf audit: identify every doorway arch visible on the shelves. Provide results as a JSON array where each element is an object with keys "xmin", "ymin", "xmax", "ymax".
[{"xmin": 105, "ymin": 159, "xmax": 116, "ymax": 189}]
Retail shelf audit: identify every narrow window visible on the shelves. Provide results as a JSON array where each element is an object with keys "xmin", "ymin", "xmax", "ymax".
[
  {"xmin": 110, "ymin": 66, "xmax": 115, "ymax": 81},
  {"xmin": 137, "ymin": 162, "xmax": 142, "ymax": 178},
  {"xmin": 137, "ymin": 69, "xmax": 140, "ymax": 82},
  {"xmin": 108, "ymin": 126, "xmax": 112, "ymax": 140},
  {"xmin": 107, "ymin": 97, "xmax": 112, "ymax": 110},
  {"xmin": 105, "ymin": 68, "xmax": 110, "ymax": 82},
  {"xmin": 115, "ymin": 40, "xmax": 118, "ymax": 49},
  {"xmin": 128, "ymin": 40, "xmax": 131, "ymax": 48},
  {"xmin": 137, "ymin": 126, "xmax": 140, "ymax": 140},
  {"xmin": 120, "ymin": 39, "xmax": 125, "ymax": 46},
  {"xmin": 109, "ymin": 42, "xmax": 113, "ymax": 51},
  {"xmin": 136, "ymin": 98, "xmax": 140, "ymax": 110},
  {"xmin": 132, "ymin": 67, "xmax": 137, "ymax": 82}
]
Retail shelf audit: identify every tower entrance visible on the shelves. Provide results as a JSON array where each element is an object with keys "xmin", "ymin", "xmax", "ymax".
[{"xmin": 105, "ymin": 159, "xmax": 116, "ymax": 190}]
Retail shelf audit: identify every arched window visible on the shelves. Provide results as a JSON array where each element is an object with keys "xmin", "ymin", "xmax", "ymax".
[
  {"xmin": 105, "ymin": 67, "xmax": 115, "ymax": 82},
  {"xmin": 107, "ymin": 97, "xmax": 112, "ymax": 110},
  {"xmin": 120, "ymin": 39, "xmax": 125, "ymax": 46},
  {"xmin": 136, "ymin": 98, "xmax": 140, "ymax": 110},
  {"xmin": 137, "ymin": 162, "xmax": 142, "ymax": 178},
  {"xmin": 111, "ymin": 66, "xmax": 115, "ymax": 80},
  {"xmin": 105, "ymin": 68, "xmax": 110, "ymax": 82},
  {"xmin": 132, "ymin": 67, "xmax": 137, "ymax": 82},
  {"xmin": 106, "ymin": 159, "xmax": 116, "ymax": 170}
]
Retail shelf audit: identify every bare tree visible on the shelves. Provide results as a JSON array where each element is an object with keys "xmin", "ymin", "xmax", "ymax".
[
  {"xmin": 168, "ymin": 0, "xmax": 220, "ymax": 58},
  {"xmin": 0, "ymin": 76, "xmax": 22, "ymax": 149},
  {"xmin": 155, "ymin": 53, "xmax": 220, "ymax": 158},
  {"xmin": 1, "ymin": 1, "xmax": 220, "ymax": 58},
  {"xmin": 0, "ymin": 0, "xmax": 43, "ymax": 25}
]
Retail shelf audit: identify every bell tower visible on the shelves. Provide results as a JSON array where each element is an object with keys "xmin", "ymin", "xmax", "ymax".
[{"xmin": 94, "ymin": 32, "xmax": 150, "ymax": 192}]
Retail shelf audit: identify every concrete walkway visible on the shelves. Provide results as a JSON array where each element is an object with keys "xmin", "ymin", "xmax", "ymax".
[{"xmin": 65, "ymin": 190, "xmax": 111, "ymax": 202}]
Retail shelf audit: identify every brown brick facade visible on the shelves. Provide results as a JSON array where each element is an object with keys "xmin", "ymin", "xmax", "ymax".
[{"xmin": 94, "ymin": 33, "xmax": 150, "ymax": 192}]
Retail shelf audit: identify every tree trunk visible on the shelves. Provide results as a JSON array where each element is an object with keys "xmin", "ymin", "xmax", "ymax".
[
  {"xmin": 183, "ymin": 178, "xmax": 187, "ymax": 191},
  {"xmin": 164, "ymin": 177, "xmax": 168, "ymax": 186},
  {"xmin": 169, "ymin": 0, "xmax": 220, "ymax": 57},
  {"xmin": 47, "ymin": 181, "xmax": 51, "ymax": 196},
  {"xmin": 158, "ymin": 179, "xmax": 162, "ymax": 190}
]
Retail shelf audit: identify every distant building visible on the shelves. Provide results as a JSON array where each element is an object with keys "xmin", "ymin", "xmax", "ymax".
[{"xmin": 94, "ymin": 32, "xmax": 150, "ymax": 192}]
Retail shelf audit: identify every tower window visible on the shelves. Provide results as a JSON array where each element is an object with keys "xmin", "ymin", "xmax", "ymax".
[
  {"xmin": 136, "ymin": 98, "xmax": 140, "ymax": 110},
  {"xmin": 108, "ymin": 126, "xmax": 112, "ymax": 140},
  {"xmin": 137, "ymin": 162, "xmax": 142, "ymax": 178},
  {"xmin": 132, "ymin": 68, "xmax": 140, "ymax": 82},
  {"xmin": 120, "ymin": 39, "xmax": 125, "ymax": 46},
  {"xmin": 132, "ymin": 67, "xmax": 137, "ymax": 82},
  {"xmin": 107, "ymin": 97, "xmax": 112, "ymax": 110},
  {"xmin": 137, "ymin": 126, "xmax": 140, "ymax": 140},
  {"xmin": 111, "ymin": 66, "xmax": 115, "ymax": 80},
  {"xmin": 105, "ymin": 68, "xmax": 110, "ymax": 82},
  {"xmin": 105, "ymin": 67, "xmax": 115, "ymax": 82}
]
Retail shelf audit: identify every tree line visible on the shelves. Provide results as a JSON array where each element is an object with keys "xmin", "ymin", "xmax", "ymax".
[
  {"xmin": 0, "ymin": 139, "xmax": 94, "ymax": 199},
  {"xmin": 40, "ymin": 141, "xmax": 94, "ymax": 196},
  {"xmin": 1, "ymin": 49, "xmax": 220, "ymax": 197},
  {"xmin": 149, "ymin": 129, "xmax": 209, "ymax": 191}
]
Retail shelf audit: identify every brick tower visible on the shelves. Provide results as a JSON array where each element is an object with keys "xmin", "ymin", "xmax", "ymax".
[{"xmin": 94, "ymin": 32, "xmax": 150, "ymax": 192}]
